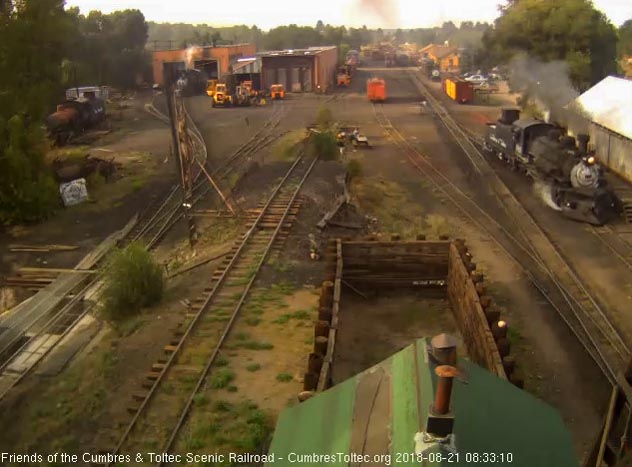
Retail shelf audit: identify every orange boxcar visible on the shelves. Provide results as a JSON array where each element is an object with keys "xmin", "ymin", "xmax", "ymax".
[
  {"xmin": 367, "ymin": 78, "xmax": 386, "ymax": 102},
  {"xmin": 442, "ymin": 77, "xmax": 474, "ymax": 104}
]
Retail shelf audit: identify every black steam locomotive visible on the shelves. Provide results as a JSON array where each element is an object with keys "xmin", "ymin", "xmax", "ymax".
[
  {"xmin": 46, "ymin": 96, "xmax": 106, "ymax": 146},
  {"xmin": 484, "ymin": 108, "xmax": 621, "ymax": 225}
]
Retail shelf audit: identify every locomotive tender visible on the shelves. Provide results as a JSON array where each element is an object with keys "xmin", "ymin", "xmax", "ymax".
[{"xmin": 484, "ymin": 108, "xmax": 621, "ymax": 225}]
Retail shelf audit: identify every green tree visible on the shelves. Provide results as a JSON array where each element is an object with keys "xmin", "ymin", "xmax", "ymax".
[
  {"xmin": 483, "ymin": 0, "xmax": 617, "ymax": 88},
  {"xmin": 619, "ymin": 20, "xmax": 632, "ymax": 56},
  {"xmin": 0, "ymin": 0, "xmax": 70, "ymax": 224}
]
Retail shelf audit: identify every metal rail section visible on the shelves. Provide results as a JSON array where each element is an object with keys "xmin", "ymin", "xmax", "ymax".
[
  {"xmin": 106, "ymin": 152, "xmax": 317, "ymax": 464},
  {"xmin": 373, "ymin": 82, "xmax": 629, "ymax": 385}
]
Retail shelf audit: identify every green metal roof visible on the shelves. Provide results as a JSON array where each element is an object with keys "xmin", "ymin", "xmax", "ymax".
[{"xmin": 266, "ymin": 338, "xmax": 578, "ymax": 467}]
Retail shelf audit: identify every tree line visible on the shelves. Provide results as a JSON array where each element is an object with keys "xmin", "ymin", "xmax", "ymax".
[{"xmin": 0, "ymin": 1, "xmax": 150, "ymax": 225}]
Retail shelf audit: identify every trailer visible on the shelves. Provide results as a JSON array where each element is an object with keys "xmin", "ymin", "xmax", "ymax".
[{"xmin": 367, "ymin": 78, "xmax": 386, "ymax": 102}]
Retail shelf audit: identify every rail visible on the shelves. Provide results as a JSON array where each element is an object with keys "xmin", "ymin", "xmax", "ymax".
[
  {"xmin": 104, "ymin": 151, "xmax": 317, "ymax": 464},
  {"xmin": 373, "ymin": 95, "xmax": 629, "ymax": 385}
]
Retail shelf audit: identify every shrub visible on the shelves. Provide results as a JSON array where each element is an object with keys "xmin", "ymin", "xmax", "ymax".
[
  {"xmin": 276, "ymin": 372, "xmax": 293, "ymax": 382},
  {"xmin": 246, "ymin": 363, "xmax": 261, "ymax": 372},
  {"xmin": 102, "ymin": 242, "xmax": 164, "ymax": 321},
  {"xmin": 310, "ymin": 131, "xmax": 338, "ymax": 161},
  {"xmin": 315, "ymin": 105, "xmax": 333, "ymax": 130}
]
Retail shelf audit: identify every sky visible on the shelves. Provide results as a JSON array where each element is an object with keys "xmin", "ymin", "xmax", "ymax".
[{"xmin": 65, "ymin": 0, "xmax": 632, "ymax": 29}]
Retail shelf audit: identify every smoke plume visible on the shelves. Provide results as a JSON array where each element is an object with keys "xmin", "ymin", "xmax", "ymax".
[
  {"xmin": 508, "ymin": 54, "xmax": 589, "ymax": 133},
  {"xmin": 533, "ymin": 180, "xmax": 561, "ymax": 211},
  {"xmin": 355, "ymin": 0, "xmax": 399, "ymax": 28}
]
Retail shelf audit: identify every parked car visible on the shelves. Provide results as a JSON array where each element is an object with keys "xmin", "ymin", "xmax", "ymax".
[{"xmin": 464, "ymin": 74, "xmax": 488, "ymax": 85}]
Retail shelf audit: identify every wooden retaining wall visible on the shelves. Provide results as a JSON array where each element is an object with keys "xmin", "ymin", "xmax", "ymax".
[
  {"xmin": 447, "ymin": 240, "xmax": 507, "ymax": 380},
  {"xmin": 301, "ymin": 237, "xmax": 520, "ymax": 398}
]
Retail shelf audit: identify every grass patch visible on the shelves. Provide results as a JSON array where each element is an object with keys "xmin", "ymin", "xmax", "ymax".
[
  {"xmin": 213, "ymin": 400, "xmax": 233, "ymax": 412},
  {"xmin": 276, "ymin": 372, "xmax": 293, "ymax": 382},
  {"xmin": 245, "ymin": 317, "xmax": 261, "ymax": 326},
  {"xmin": 237, "ymin": 341, "xmax": 274, "ymax": 350},
  {"xmin": 234, "ymin": 332, "xmax": 249, "ymax": 341},
  {"xmin": 269, "ymin": 130, "xmax": 305, "ymax": 162},
  {"xmin": 272, "ymin": 309, "xmax": 312, "ymax": 324},
  {"xmin": 246, "ymin": 363, "xmax": 261, "ymax": 372},
  {"xmin": 507, "ymin": 327, "xmax": 522, "ymax": 345},
  {"xmin": 346, "ymin": 159, "xmax": 362, "ymax": 179},
  {"xmin": 215, "ymin": 355, "xmax": 229, "ymax": 367},
  {"xmin": 193, "ymin": 394, "xmax": 208, "ymax": 407},
  {"xmin": 186, "ymin": 400, "xmax": 272, "ymax": 455},
  {"xmin": 227, "ymin": 385, "xmax": 238, "ymax": 392},
  {"xmin": 211, "ymin": 369, "xmax": 235, "ymax": 389}
]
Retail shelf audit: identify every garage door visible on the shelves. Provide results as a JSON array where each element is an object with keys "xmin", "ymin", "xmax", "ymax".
[{"xmin": 301, "ymin": 67, "xmax": 312, "ymax": 92}]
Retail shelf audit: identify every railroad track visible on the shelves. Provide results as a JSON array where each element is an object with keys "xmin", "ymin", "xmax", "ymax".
[
  {"xmin": 99, "ymin": 151, "xmax": 316, "ymax": 465},
  {"xmin": 373, "ymin": 96, "xmax": 629, "ymax": 385},
  {"xmin": 0, "ymin": 98, "xmax": 209, "ymax": 402},
  {"xmin": 456, "ymin": 116, "xmax": 632, "ymax": 276}
]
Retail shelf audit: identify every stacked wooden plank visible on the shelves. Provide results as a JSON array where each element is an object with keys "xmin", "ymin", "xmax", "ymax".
[{"xmin": 341, "ymin": 240, "xmax": 450, "ymax": 288}]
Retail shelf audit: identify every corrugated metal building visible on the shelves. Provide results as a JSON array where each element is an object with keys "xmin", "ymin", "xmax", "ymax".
[
  {"xmin": 152, "ymin": 43, "xmax": 256, "ymax": 86},
  {"xmin": 266, "ymin": 337, "xmax": 578, "ymax": 467},
  {"xmin": 259, "ymin": 46, "xmax": 338, "ymax": 93},
  {"xmin": 571, "ymin": 76, "xmax": 632, "ymax": 183},
  {"xmin": 232, "ymin": 57, "xmax": 262, "ymax": 90}
]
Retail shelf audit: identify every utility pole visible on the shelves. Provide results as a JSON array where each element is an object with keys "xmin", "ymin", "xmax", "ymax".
[{"xmin": 164, "ymin": 65, "xmax": 197, "ymax": 248}]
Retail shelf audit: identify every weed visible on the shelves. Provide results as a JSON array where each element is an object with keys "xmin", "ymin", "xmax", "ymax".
[
  {"xmin": 246, "ymin": 363, "xmax": 261, "ymax": 372},
  {"xmin": 346, "ymin": 159, "xmax": 362, "ymax": 179},
  {"xmin": 245, "ymin": 317, "xmax": 261, "ymax": 326},
  {"xmin": 213, "ymin": 400, "xmax": 233, "ymax": 412},
  {"xmin": 211, "ymin": 369, "xmax": 235, "ymax": 389},
  {"xmin": 215, "ymin": 355, "xmax": 228, "ymax": 367},
  {"xmin": 239, "ymin": 341, "xmax": 273, "ymax": 350},
  {"xmin": 193, "ymin": 394, "xmax": 208, "ymax": 407},
  {"xmin": 130, "ymin": 176, "xmax": 146, "ymax": 191},
  {"xmin": 276, "ymin": 372, "xmax": 293, "ymax": 382},
  {"xmin": 234, "ymin": 332, "xmax": 249, "ymax": 341},
  {"xmin": 272, "ymin": 309, "xmax": 311, "ymax": 324},
  {"xmin": 507, "ymin": 327, "xmax": 522, "ymax": 345},
  {"xmin": 227, "ymin": 385, "xmax": 238, "ymax": 392}
]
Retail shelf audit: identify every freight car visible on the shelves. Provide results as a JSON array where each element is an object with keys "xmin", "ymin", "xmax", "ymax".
[
  {"xmin": 367, "ymin": 78, "xmax": 386, "ymax": 102},
  {"xmin": 484, "ymin": 108, "xmax": 621, "ymax": 225},
  {"xmin": 46, "ymin": 96, "xmax": 106, "ymax": 146},
  {"xmin": 443, "ymin": 77, "xmax": 474, "ymax": 104}
]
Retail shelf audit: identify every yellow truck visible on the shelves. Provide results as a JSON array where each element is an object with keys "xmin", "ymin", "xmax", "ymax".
[{"xmin": 212, "ymin": 83, "xmax": 233, "ymax": 107}]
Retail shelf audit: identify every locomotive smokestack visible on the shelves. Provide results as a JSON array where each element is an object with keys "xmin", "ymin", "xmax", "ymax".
[
  {"xmin": 576, "ymin": 134, "xmax": 589, "ymax": 155},
  {"xmin": 500, "ymin": 108, "xmax": 520, "ymax": 125},
  {"xmin": 433, "ymin": 365, "xmax": 458, "ymax": 416}
]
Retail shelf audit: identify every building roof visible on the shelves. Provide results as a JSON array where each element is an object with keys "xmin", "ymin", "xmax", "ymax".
[
  {"xmin": 574, "ymin": 76, "xmax": 632, "ymax": 140},
  {"xmin": 420, "ymin": 44, "xmax": 458, "ymax": 59},
  {"xmin": 266, "ymin": 338, "xmax": 578, "ymax": 467},
  {"xmin": 259, "ymin": 46, "xmax": 336, "ymax": 58},
  {"xmin": 232, "ymin": 57, "xmax": 261, "ymax": 74}
]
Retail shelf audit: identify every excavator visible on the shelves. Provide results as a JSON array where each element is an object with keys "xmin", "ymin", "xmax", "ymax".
[{"xmin": 270, "ymin": 84, "xmax": 285, "ymax": 100}]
